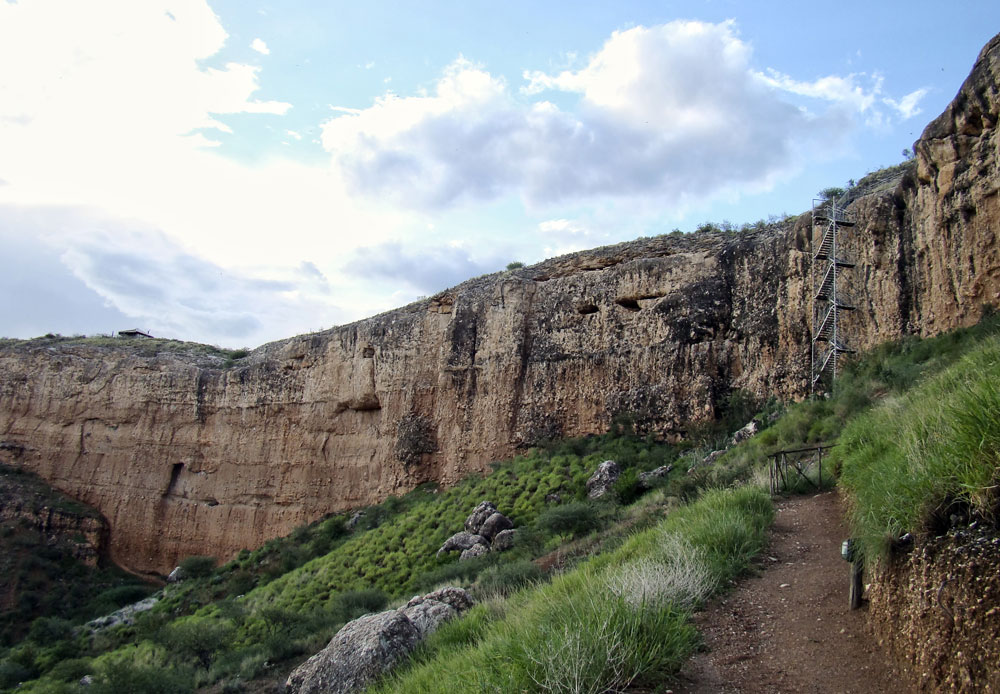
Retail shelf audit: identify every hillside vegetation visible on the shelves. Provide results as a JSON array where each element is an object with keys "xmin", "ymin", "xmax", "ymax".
[{"xmin": 1, "ymin": 312, "xmax": 998, "ymax": 693}]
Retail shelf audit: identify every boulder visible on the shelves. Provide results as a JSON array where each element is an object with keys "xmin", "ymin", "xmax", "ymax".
[
  {"xmin": 478, "ymin": 512, "xmax": 513, "ymax": 541},
  {"xmin": 464, "ymin": 501, "xmax": 498, "ymax": 535},
  {"xmin": 731, "ymin": 420, "xmax": 759, "ymax": 445},
  {"xmin": 544, "ymin": 493, "xmax": 562, "ymax": 504},
  {"xmin": 400, "ymin": 598, "xmax": 456, "ymax": 639},
  {"xmin": 460, "ymin": 543, "xmax": 489, "ymax": 561},
  {"xmin": 166, "ymin": 566, "xmax": 185, "ymax": 583},
  {"xmin": 436, "ymin": 531, "xmax": 487, "ymax": 558},
  {"xmin": 286, "ymin": 587, "xmax": 474, "ymax": 694},
  {"xmin": 492, "ymin": 528, "xmax": 516, "ymax": 552},
  {"xmin": 422, "ymin": 586, "xmax": 475, "ymax": 612},
  {"xmin": 286, "ymin": 610, "xmax": 421, "ymax": 694},
  {"xmin": 638, "ymin": 465, "xmax": 673, "ymax": 489},
  {"xmin": 586, "ymin": 460, "xmax": 620, "ymax": 499}
]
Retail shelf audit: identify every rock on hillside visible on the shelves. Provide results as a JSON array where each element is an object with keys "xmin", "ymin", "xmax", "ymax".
[{"xmin": 1, "ymin": 33, "xmax": 999, "ymax": 575}]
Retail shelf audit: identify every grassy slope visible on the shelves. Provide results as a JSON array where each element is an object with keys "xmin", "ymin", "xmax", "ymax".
[{"xmin": 838, "ymin": 334, "xmax": 1000, "ymax": 564}]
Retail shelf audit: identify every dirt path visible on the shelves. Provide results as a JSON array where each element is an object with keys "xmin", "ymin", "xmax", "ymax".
[{"xmin": 672, "ymin": 491, "xmax": 913, "ymax": 694}]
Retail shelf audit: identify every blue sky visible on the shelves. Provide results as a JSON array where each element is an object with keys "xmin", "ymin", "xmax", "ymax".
[{"xmin": 1, "ymin": 1, "xmax": 997, "ymax": 347}]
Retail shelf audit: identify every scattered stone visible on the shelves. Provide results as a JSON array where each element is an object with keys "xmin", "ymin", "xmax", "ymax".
[
  {"xmin": 492, "ymin": 528, "xmax": 516, "ymax": 552},
  {"xmin": 436, "ymin": 531, "xmax": 487, "ymax": 558},
  {"xmin": 731, "ymin": 420, "xmax": 759, "ymax": 445},
  {"xmin": 464, "ymin": 501, "xmax": 498, "ymax": 535},
  {"xmin": 166, "ymin": 566, "xmax": 185, "ymax": 583},
  {"xmin": 287, "ymin": 587, "xmax": 474, "ymax": 694},
  {"xmin": 85, "ymin": 596, "xmax": 159, "ymax": 632},
  {"xmin": 460, "ymin": 543, "xmax": 489, "ymax": 561},
  {"xmin": 545, "ymin": 493, "xmax": 562, "ymax": 504},
  {"xmin": 693, "ymin": 449, "xmax": 726, "ymax": 473},
  {"xmin": 347, "ymin": 511, "xmax": 365, "ymax": 529},
  {"xmin": 586, "ymin": 460, "xmax": 620, "ymax": 499},
  {"xmin": 79, "ymin": 675, "xmax": 93, "ymax": 687},
  {"xmin": 638, "ymin": 464, "xmax": 673, "ymax": 489},
  {"xmin": 479, "ymin": 511, "xmax": 514, "ymax": 540}
]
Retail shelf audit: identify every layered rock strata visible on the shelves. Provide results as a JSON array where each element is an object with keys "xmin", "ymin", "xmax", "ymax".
[{"xmin": 0, "ymin": 34, "xmax": 999, "ymax": 575}]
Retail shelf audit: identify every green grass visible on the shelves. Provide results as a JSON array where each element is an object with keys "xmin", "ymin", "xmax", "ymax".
[
  {"xmin": 837, "ymin": 335, "xmax": 1000, "ymax": 564},
  {"xmin": 368, "ymin": 486, "xmax": 772, "ymax": 694}
]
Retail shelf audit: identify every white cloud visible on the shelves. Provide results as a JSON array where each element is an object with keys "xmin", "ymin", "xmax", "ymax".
[
  {"xmin": 755, "ymin": 68, "xmax": 928, "ymax": 126},
  {"xmin": 251, "ymin": 37, "xmax": 270, "ymax": 55},
  {"xmin": 321, "ymin": 21, "xmax": 835, "ymax": 210},
  {"xmin": 884, "ymin": 87, "xmax": 929, "ymax": 119}
]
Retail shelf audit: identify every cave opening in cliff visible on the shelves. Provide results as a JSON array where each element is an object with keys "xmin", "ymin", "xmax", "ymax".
[
  {"xmin": 577, "ymin": 304, "xmax": 599, "ymax": 315},
  {"xmin": 615, "ymin": 298, "xmax": 641, "ymax": 311},
  {"xmin": 165, "ymin": 462, "xmax": 184, "ymax": 497}
]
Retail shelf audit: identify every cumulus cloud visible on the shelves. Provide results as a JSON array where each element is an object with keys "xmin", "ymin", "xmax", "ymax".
[
  {"xmin": 346, "ymin": 242, "xmax": 504, "ymax": 295},
  {"xmin": 321, "ymin": 22, "xmax": 838, "ymax": 209},
  {"xmin": 321, "ymin": 20, "xmax": 928, "ymax": 211},
  {"xmin": 251, "ymin": 38, "xmax": 270, "ymax": 55}
]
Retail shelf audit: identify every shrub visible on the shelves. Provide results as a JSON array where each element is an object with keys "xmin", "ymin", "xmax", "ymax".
[
  {"xmin": 535, "ymin": 502, "xmax": 601, "ymax": 538},
  {"xmin": 178, "ymin": 555, "xmax": 216, "ymax": 579},
  {"xmin": 331, "ymin": 589, "xmax": 388, "ymax": 622},
  {"xmin": 394, "ymin": 414, "xmax": 437, "ymax": 465},
  {"xmin": 607, "ymin": 535, "xmax": 714, "ymax": 611},
  {"xmin": 505, "ymin": 261, "xmax": 525, "ymax": 270},
  {"xmin": 158, "ymin": 617, "xmax": 234, "ymax": 669},
  {"xmin": 27, "ymin": 617, "xmax": 74, "ymax": 644},
  {"xmin": 476, "ymin": 559, "xmax": 543, "ymax": 598},
  {"xmin": 46, "ymin": 657, "xmax": 92, "ymax": 683},
  {"xmin": 90, "ymin": 659, "xmax": 194, "ymax": 694},
  {"xmin": 612, "ymin": 468, "xmax": 642, "ymax": 505}
]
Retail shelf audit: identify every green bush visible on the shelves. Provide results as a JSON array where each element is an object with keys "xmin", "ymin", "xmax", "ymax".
[
  {"xmin": 27, "ymin": 618, "xmax": 74, "ymax": 644},
  {"xmin": 535, "ymin": 502, "xmax": 601, "ymax": 538},
  {"xmin": 476, "ymin": 560, "xmax": 543, "ymax": 597},
  {"xmin": 90, "ymin": 659, "xmax": 194, "ymax": 694},
  {"xmin": 178, "ymin": 556, "xmax": 216, "ymax": 579},
  {"xmin": 613, "ymin": 467, "xmax": 642, "ymax": 505},
  {"xmin": 45, "ymin": 657, "xmax": 92, "ymax": 683}
]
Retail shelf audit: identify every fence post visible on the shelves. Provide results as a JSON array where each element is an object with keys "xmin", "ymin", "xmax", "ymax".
[{"xmin": 849, "ymin": 558, "xmax": 864, "ymax": 609}]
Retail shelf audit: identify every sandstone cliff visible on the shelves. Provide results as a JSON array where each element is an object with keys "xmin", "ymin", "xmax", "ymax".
[{"xmin": 1, "ymin": 35, "xmax": 998, "ymax": 576}]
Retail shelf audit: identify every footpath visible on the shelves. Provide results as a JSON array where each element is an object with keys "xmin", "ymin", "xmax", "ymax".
[{"xmin": 673, "ymin": 491, "xmax": 912, "ymax": 694}]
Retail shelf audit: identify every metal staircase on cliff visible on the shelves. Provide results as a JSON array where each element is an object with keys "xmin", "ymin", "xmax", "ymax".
[{"xmin": 810, "ymin": 197, "xmax": 856, "ymax": 394}]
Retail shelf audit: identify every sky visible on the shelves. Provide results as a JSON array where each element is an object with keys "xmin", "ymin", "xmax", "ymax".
[{"xmin": 1, "ymin": 1, "xmax": 997, "ymax": 348}]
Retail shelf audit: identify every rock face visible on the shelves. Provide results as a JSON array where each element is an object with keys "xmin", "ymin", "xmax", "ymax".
[
  {"xmin": 1, "ymin": 35, "xmax": 1000, "ymax": 575},
  {"xmin": 286, "ymin": 587, "xmax": 473, "ymax": 694}
]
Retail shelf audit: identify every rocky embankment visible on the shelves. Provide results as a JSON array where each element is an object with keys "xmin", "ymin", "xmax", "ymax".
[
  {"xmin": 1, "ymin": 34, "xmax": 999, "ymax": 576},
  {"xmin": 868, "ymin": 525, "xmax": 1000, "ymax": 692}
]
